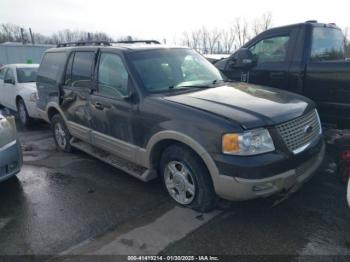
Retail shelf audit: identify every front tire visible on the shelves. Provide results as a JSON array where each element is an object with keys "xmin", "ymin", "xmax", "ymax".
[
  {"xmin": 160, "ymin": 144, "xmax": 218, "ymax": 212},
  {"xmin": 17, "ymin": 99, "xmax": 32, "ymax": 126},
  {"xmin": 51, "ymin": 114, "xmax": 73, "ymax": 153}
]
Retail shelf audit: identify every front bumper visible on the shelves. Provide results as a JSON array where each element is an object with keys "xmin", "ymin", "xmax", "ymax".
[
  {"xmin": 26, "ymin": 100, "xmax": 41, "ymax": 119},
  {"xmin": 0, "ymin": 140, "xmax": 23, "ymax": 182},
  {"xmin": 213, "ymin": 141, "xmax": 325, "ymax": 201}
]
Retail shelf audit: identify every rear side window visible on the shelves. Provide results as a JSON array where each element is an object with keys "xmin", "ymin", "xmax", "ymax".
[
  {"xmin": 38, "ymin": 52, "xmax": 66, "ymax": 82},
  {"xmin": 310, "ymin": 27, "xmax": 345, "ymax": 61},
  {"xmin": 71, "ymin": 52, "xmax": 95, "ymax": 88}
]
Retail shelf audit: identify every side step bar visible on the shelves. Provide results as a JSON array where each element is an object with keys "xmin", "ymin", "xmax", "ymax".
[{"xmin": 70, "ymin": 138, "xmax": 157, "ymax": 182}]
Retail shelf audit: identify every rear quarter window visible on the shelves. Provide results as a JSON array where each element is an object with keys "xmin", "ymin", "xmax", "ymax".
[{"xmin": 38, "ymin": 52, "xmax": 67, "ymax": 82}]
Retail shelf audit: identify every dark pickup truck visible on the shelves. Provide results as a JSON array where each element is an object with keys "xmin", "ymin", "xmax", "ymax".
[{"xmin": 214, "ymin": 21, "xmax": 350, "ymax": 128}]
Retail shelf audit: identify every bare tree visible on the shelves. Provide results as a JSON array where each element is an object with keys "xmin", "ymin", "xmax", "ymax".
[
  {"xmin": 220, "ymin": 28, "xmax": 235, "ymax": 54},
  {"xmin": 0, "ymin": 23, "xmax": 24, "ymax": 43},
  {"xmin": 344, "ymin": 27, "xmax": 350, "ymax": 58},
  {"xmin": 208, "ymin": 28, "xmax": 221, "ymax": 54},
  {"xmin": 190, "ymin": 29, "xmax": 202, "ymax": 51},
  {"xmin": 233, "ymin": 18, "xmax": 249, "ymax": 48},
  {"xmin": 200, "ymin": 26, "xmax": 209, "ymax": 54},
  {"xmin": 182, "ymin": 31, "xmax": 191, "ymax": 48},
  {"xmin": 252, "ymin": 12, "xmax": 273, "ymax": 37},
  {"xmin": 50, "ymin": 29, "xmax": 114, "ymax": 44}
]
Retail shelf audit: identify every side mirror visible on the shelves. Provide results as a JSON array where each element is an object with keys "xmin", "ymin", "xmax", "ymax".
[
  {"xmin": 230, "ymin": 48, "xmax": 256, "ymax": 69},
  {"xmin": 4, "ymin": 79, "xmax": 15, "ymax": 85}
]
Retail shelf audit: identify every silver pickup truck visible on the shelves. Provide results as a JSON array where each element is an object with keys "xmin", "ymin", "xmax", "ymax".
[{"xmin": 0, "ymin": 113, "xmax": 22, "ymax": 182}]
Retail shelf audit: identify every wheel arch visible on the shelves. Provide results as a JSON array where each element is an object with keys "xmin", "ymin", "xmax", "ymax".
[
  {"xmin": 46, "ymin": 102, "xmax": 67, "ymax": 123},
  {"xmin": 15, "ymin": 95, "xmax": 24, "ymax": 108},
  {"xmin": 144, "ymin": 131, "xmax": 220, "ymax": 183}
]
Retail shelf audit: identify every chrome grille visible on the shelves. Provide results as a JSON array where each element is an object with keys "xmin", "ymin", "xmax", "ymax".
[{"xmin": 276, "ymin": 110, "xmax": 321, "ymax": 154}]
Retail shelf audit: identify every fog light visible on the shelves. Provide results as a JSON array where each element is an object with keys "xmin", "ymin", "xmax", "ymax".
[{"xmin": 253, "ymin": 182, "xmax": 274, "ymax": 192}]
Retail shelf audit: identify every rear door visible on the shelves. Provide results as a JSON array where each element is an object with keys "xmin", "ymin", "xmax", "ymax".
[
  {"xmin": 36, "ymin": 52, "xmax": 67, "ymax": 111},
  {"xmin": 89, "ymin": 51, "xmax": 136, "ymax": 161},
  {"xmin": 61, "ymin": 50, "xmax": 96, "ymax": 142}
]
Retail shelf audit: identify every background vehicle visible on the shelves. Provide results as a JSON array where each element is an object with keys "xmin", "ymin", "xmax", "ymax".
[
  {"xmin": 0, "ymin": 64, "xmax": 40, "ymax": 126},
  {"xmin": 0, "ymin": 113, "xmax": 22, "ymax": 182},
  {"xmin": 214, "ymin": 21, "xmax": 350, "ymax": 129},
  {"xmin": 36, "ymin": 41, "xmax": 324, "ymax": 212}
]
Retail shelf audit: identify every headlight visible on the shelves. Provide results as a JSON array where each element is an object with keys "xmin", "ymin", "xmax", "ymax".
[
  {"xmin": 29, "ymin": 92, "xmax": 38, "ymax": 102},
  {"xmin": 222, "ymin": 128, "xmax": 275, "ymax": 155}
]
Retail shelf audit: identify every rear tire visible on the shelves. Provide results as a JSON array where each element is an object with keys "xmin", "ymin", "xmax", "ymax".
[
  {"xmin": 51, "ymin": 114, "xmax": 73, "ymax": 153},
  {"xmin": 160, "ymin": 144, "xmax": 218, "ymax": 212},
  {"xmin": 17, "ymin": 99, "xmax": 32, "ymax": 126}
]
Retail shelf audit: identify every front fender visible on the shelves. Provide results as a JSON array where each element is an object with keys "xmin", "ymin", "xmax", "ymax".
[{"xmin": 140, "ymin": 130, "xmax": 221, "ymax": 191}]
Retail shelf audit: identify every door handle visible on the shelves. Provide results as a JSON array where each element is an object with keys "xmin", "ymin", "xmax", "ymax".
[{"xmin": 94, "ymin": 102, "xmax": 104, "ymax": 110}]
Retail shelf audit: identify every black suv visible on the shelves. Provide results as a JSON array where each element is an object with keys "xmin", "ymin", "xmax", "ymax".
[{"xmin": 36, "ymin": 41, "xmax": 325, "ymax": 211}]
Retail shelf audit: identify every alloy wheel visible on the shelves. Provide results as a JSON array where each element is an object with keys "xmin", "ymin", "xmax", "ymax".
[{"xmin": 164, "ymin": 161, "xmax": 196, "ymax": 205}]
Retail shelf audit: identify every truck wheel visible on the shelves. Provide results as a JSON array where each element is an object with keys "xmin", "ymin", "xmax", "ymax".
[
  {"xmin": 51, "ymin": 114, "xmax": 73, "ymax": 153},
  {"xmin": 160, "ymin": 144, "xmax": 218, "ymax": 212},
  {"xmin": 17, "ymin": 99, "xmax": 32, "ymax": 126}
]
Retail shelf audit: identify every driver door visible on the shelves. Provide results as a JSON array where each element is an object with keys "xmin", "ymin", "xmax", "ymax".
[
  {"xmin": 225, "ymin": 33, "xmax": 293, "ymax": 91},
  {"xmin": 246, "ymin": 34, "xmax": 291, "ymax": 90}
]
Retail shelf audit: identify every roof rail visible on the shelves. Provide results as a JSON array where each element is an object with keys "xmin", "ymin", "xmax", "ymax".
[
  {"xmin": 56, "ymin": 40, "xmax": 161, "ymax": 48},
  {"xmin": 115, "ymin": 40, "xmax": 161, "ymax": 44},
  {"xmin": 305, "ymin": 20, "xmax": 318, "ymax": 23},
  {"xmin": 56, "ymin": 41, "xmax": 111, "ymax": 47}
]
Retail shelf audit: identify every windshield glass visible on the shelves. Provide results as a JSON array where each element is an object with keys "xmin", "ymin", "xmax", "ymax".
[
  {"xmin": 129, "ymin": 49, "xmax": 223, "ymax": 93},
  {"xmin": 311, "ymin": 27, "xmax": 345, "ymax": 61},
  {"xmin": 16, "ymin": 67, "xmax": 38, "ymax": 83}
]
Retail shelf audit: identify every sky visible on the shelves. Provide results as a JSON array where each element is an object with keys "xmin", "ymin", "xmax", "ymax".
[{"xmin": 0, "ymin": 0, "xmax": 349, "ymax": 43}]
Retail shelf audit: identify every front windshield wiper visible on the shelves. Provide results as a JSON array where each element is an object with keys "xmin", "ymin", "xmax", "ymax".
[
  {"xmin": 168, "ymin": 85, "xmax": 212, "ymax": 90},
  {"xmin": 212, "ymin": 79, "xmax": 236, "ymax": 84},
  {"xmin": 168, "ymin": 79, "xmax": 236, "ymax": 91}
]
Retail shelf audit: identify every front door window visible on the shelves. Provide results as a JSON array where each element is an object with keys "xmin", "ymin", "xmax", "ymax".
[{"xmin": 249, "ymin": 35, "xmax": 290, "ymax": 64}]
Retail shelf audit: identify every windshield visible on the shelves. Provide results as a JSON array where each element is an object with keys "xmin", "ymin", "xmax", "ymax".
[
  {"xmin": 129, "ymin": 49, "xmax": 223, "ymax": 93},
  {"xmin": 16, "ymin": 67, "xmax": 38, "ymax": 83},
  {"xmin": 311, "ymin": 27, "xmax": 345, "ymax": 61}
]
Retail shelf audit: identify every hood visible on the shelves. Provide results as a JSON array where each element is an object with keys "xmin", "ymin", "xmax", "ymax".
[
  {"xmin": 164, "ymin": 83, "xmax": 313, "ymax": 129},
  {"xmin": 18, "ymin": 82, "xmax": 37, "ymax": 92},
  {"xmin": 0, "ymin": 115, "xmax": 16, "ymax": 148}
]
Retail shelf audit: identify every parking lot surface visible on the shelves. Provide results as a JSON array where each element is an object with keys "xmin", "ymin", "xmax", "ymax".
[{"xmin": 0, "ymin": 119, "xmax": 350, "ymax": 261}]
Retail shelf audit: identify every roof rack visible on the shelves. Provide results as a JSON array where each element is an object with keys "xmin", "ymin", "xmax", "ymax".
[
  {"xmin": 57, "ymin": 41, "xmax": 110, "ymax": 47},
  {"xmin": 116, "ymin": 40, "xmax": 161, "ymax": 44},
  {"xmin": 56, "ymin": 40, "xmax": 161, "ymax": 48}
]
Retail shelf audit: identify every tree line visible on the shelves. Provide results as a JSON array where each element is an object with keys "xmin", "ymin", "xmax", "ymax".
[
  {"xmin": 0, "ymin": 14, "xmax": 349, "ymax": 57},
  {"xmin": 0, "ymin": 24, "xmax": 131, "ymax": 44},
  {"xmin": 181, "ymin": 14, "xmax": 350, "ymax": 56},
  {"xmin": 180, "ymin": 13, "xmax": 273, "ymax": 54}
]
